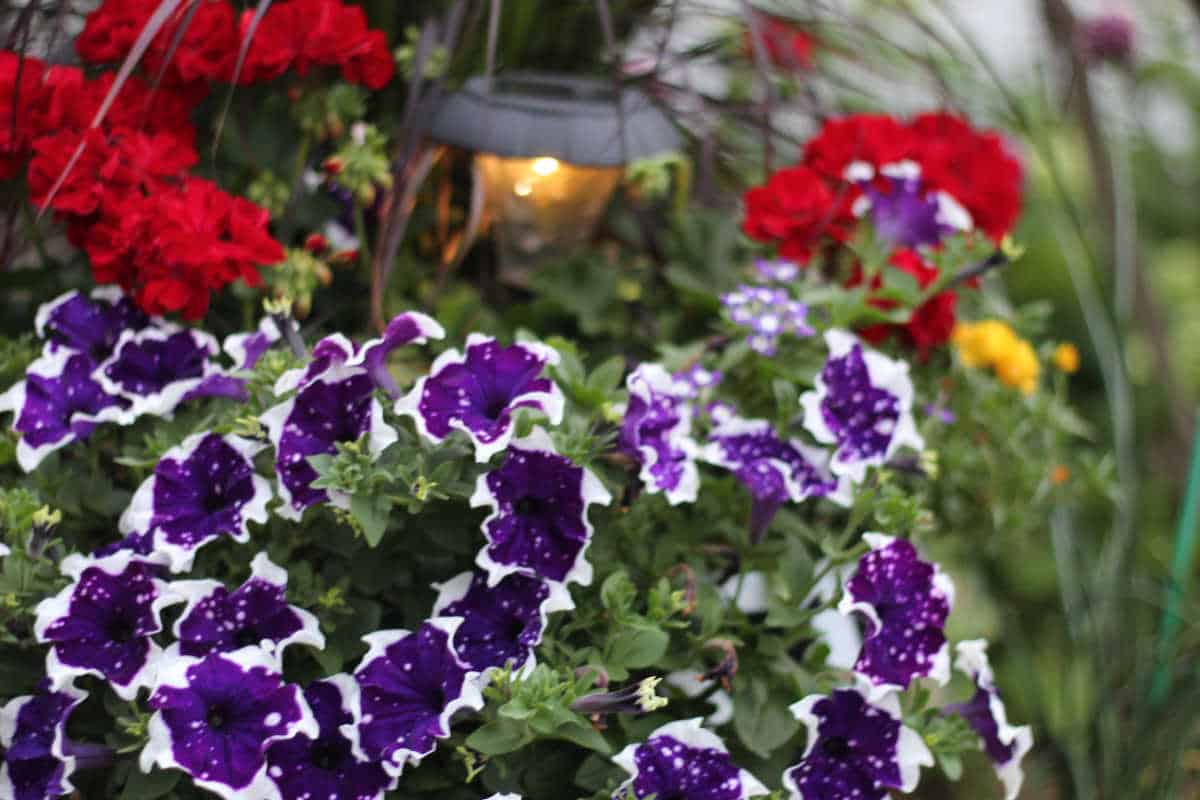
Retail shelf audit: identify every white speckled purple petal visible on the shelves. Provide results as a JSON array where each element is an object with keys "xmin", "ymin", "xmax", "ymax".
[{"xmin": 612, "ymin": 718, "xmax": 768, "ymax": 800}]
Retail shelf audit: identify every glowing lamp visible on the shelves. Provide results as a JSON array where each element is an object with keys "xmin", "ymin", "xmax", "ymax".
[{"xmin": 424, "ymin": 72, "xmax": 680, "ymax": 271}]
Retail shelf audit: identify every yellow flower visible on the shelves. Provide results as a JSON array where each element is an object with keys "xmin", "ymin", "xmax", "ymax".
[
  {"xmin": 1053, "ymin": 343, "xmax": 1080, "ymax": 374},
  {"xmin": 955, "ymin": 319, "xmax": 1040, "ymax": 394},
  {"xmin": 994, "ymin": 338, "xmax": 1040, "ymax": 395}
]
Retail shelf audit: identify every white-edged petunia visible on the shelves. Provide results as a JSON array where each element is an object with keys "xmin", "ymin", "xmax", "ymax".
[
  {"xmin": 140, "ymin": 647, "xmax": 317, "ymax": 800},
  {"xmin": 395, "ymin": 334, "xmax": 563, "ymax": 463},
  {"xmin": 34, "ymin": 552, "xmax": 180, "ymax": 700},
  {"xmin": 94, "ymin": 326, "xmax": 227, "ymax": 419},
  {"xmin": 0, "ymin": 680, "xmax": 89, "ymax": 800},
  {"xmin": 784, "ymin": 686, "xmax": 933, "ymax": 800},
  {"xmin": 837, "ymin": 533, "xmax": 954, "ymax": 698},
  {"xmin": 948, "ymin": 640, "xmax": 1033, "ymax": 800},
  {"xmin": 612, "ymin": 717, "xmax": 768, "ymax": 800},
  {"xmin": 119, "ymin": 432, "xmax": 272, "ymax": 573},
  {"xmin": 800, "ymin": 329, "xmax": 924, "ymax": 483},
  {"xmin": 470, "ymin": 426, "xmax": 612, "ymax": 587},
  {"xmin": 618, "ymin": 363, "xmax": 700, "ymax": 505}
]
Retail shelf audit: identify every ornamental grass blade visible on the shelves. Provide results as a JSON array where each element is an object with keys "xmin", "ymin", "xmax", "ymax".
[
  {"xmin": 212, "ymin": 0, "xmax": 274, "ymax": 158},
  {"xmin": 37, "ymin": 0, "xmax": 189, "ymax": 219}
]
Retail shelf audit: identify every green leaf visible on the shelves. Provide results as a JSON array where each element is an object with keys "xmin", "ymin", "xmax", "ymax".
[
  {"xmin": 937, "ymin": 752, "xmax": 963, "ymax": 782},
  {"xmin": 466, "ymin": 718, "xmax": 534, "ymax": 756},
  {"xmin": 608, "ymin": 622, "xmax": 670, "ymax": 670},
  {"xmin": 600, "ymin": 570, "xmax": 636, "ymax": 613},
  {"xmin": 733, "ymin": 676, "xmax": 800, "ymax": 757},
  {"xmin": 552, "ymin": 719, "xmax": 613, "ymax": 754},
  {"xmin": 587, "ymin": 356, "xmax": 627, "ymax": 397},
  {"xmin": 349, "ymin": 494, "xmax": 391, "ymax": 547},
  {"xmin": 120, "ymin": 766, "xmax": 180, "ymax": 800}
]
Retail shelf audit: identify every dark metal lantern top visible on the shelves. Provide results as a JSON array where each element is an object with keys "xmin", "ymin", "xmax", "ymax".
[{"xmin": 422, "ymin": 72, "xmax": 680, "ymax": 167}]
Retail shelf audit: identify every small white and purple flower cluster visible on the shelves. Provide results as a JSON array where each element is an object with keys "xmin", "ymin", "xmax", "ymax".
[{"xmin": 719, "ymin": 284, "xmax": 813, "ymax": 356}]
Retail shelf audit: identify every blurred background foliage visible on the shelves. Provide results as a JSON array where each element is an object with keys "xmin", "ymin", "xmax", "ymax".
[{"xmin": 3, "ymin": 0, "xmax": 1200, "ymax": 798}]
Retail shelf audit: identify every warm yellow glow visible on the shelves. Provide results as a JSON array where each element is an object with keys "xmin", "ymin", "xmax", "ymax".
[
  {"xmin": 531, "ymin": 157, "xmax": 560, "ymax": 177},
  {"xmin": 513, "ymin": 180, "xmax": 533, "ymax": 197}
]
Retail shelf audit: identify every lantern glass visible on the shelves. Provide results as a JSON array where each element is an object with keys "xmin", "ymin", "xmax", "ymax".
[{"xmin": 476, "ymin": 153, "xmax": 622, "ymax": 269}]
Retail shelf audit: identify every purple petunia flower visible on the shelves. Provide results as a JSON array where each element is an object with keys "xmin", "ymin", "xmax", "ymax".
[
  {"xmin": 784, "ymin": 686, "xmax": 932, "ymax": 800},
  {"xmin": 432, "ymin": 569, "xmax": 574, "ymax": 674},
  {"xmin": 170, "ymin": 552, "xmax": 324, "ymax": 665},
  {"xmin": 800, "ymin": 330, "xmax": 924, "ymax": 484},
  {"xmin": 851, "ymin": 166, "xmax": 972, "ymax": 250},
  {"xmin": 837, "ymin": 534, "xmax": 954, "ymax": 697},
  {"xmin": 140, "ymin": 648, "xmax": 317, "ymax": 800},
  {"xmin": 470, "ymin": 427, "xmax": 612, "ymax": 586},
  {"xmin": 119, "ymin": 433, "xmax": 272, "ymax": 573},
  {"xmin": 223, "ymin": 317, "xmax": 292, "ymax": 372},
  {"xmin": 0, "ymin": 681, "xmax": 88, "ymax": 800},
  {"xmin": 273, "ymin": 333, "xmax": 357, "ymax": 396},
  {"xmin": 754, "ymin": 258, "xmax": 800, "ymax": 284},
  {"xmin": 94, "ymin": 326, "xmax": 227, "ymax": 419},
  {"xmin": 35, "ymin": 286, "xmax": 150, "ymax": 362},
  {"xmin": 612, "ymin": 718, "xmax": 768, "ymax": 800},
  {"xmin": 262, "ymin": 363, "xmax": 398, "ymax": 521},
  {"xmin": 352, "ymin": 618, "xmax": 485, "ymax": 775},
  {"xmin": 0, "ymin": 348, "xmax": 130, "ymax": 472},
  {"xmin": 395, "ymin": 334, "xmax": 564, "ymax": 463},
  {"xmin": 702, "ymin": 417, "xmax": 850, "ymax": 542},
  {"xmin": 34, "ymin": 552, "xmax": 180, "ymax": 700},
  {"xmin": 719, "ymin": 285, "xmax": 813, "ymax": 356},
  {"xmin": 264, "ymin": 674, "xmax": 395, "ymax": 800},
  {"xmin": 948, "ymin": 640, "xmax": 1033, "ymax": 800},
  {"xmin": 619, "ymin": 364, "xmax": 700, "ymax": 505}
]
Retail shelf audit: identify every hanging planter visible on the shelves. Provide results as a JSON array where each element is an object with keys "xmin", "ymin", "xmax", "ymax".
[{"xmin": 423, "ymin": 71, "xmax": 680, "ymax": 274}]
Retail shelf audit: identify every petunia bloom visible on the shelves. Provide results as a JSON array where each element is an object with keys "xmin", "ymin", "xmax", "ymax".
[
  {"xmin": 0, "ymin": 348, "xmax": 129, "ymax": 472},
  {"xmin": 119, "ymin": 432, "xmax": 272, "ymax": 573},
  {"xmin": 618, "ymin": 364, "xmax": 700, "ymax": 505},
  {"xmin": 223, "ymin": 316, "xmax": 287, "ymax": 371},
  {"xmin": 612, "ymin": 718, "xmax": 768, "ymax": 800},
  {"xmin": 395, "ymin": 334, "xmax": 563, "ymax": 463},
  {"xmin": 853, "ymin": 168, "xmax": 972, "ymax": 250},
  {"xmin": 171, "ymin": 552, "xmax": 324, "ymax": 665},
  {"xmin": 470, "ymin": 427, "xmax": 612, "ymax": 586},
  {"xmin": 345, "ymin": 311, "xmax": 444, "ymax": 398},
  {"xmin": 264, "ymin": 674, "xmax": 395, "ymax": 800},
  {"xmin": 948, "ymin": 640, "xmax": 1033, "ymax": 800},
  {"xmin": 702, "ymin": 417, "xmax": 850, "ymax": 542},
  {"xmin": 352, "ymin": 618, "xmax": 485, "ymax": 775},
  {"xmin": 34, "ymin": 552, "xmax": 180, "ymax": 700},
  {"xmin": 0, "ymin": 681, "xmax": 88, "ymax": 800},
  {"xmin": 94, "ymin": 326, "xmax": 227, "ymax": 419},
  {"xmin": 432, "ymin": 569, "xmax": 573, "ymax": 674},
  {"xmin": 784, "ymin": 687, "xmax": 932, "ymax": 800},
  {"xmin": 800, "ymin": 329, "xmax": 924, "ymax": 483},
  {"xmin": 261, "ymin": 362, "xmax": 397, "ymax": 521},
  {"xmin": 34, "ymin": 286, "xmax": 150, "ymax": 362},
  {"xmin": 140, "ymin": 648, "xmax": 317, "ymax": 800},
  {"xmin": 837, "ymin": 534, "xmax": 954, "ymax": 697}
]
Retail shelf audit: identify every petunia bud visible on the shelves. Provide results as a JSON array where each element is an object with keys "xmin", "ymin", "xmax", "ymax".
[{"xmin": 571, "ymin": 676, "xmax": 668, "ymax": 715}]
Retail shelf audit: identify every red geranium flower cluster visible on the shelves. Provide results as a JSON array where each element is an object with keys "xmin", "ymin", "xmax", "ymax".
[
  {"xmin": 741, "ymin": 112, "xmax": 1023, "ymax": 356},
  {"xmin": 745, "ymin": 12, "xmax": 815, "ymax": 71},
  {"xmin": 1, "ymin": 51, "xmax": 282, "ymax": 319},
  {"xmin": 76, "ymin": 0, "xmax": 394, "ymax": 91}
]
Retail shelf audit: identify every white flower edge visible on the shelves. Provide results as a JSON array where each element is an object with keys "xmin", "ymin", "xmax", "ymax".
[
  {"xmin": 272, "ymin": 333, "xmax": 356, "ymax": 395},
  {"xmin": 431, "ymin": 569, "xmax": 574, "ymax": 677},
  {"xmin": 34, "ymin": 551, "xmax": 183, "ymax": 700},
  {"xmin": 395, "ymin": 335, "xmax": 564, "ymax": 464},
  {"xmin": 349, "ymin": 617, "xmax": 487, "ymax": 776},
  {"xmin": 140, "ymin": 647, "xmax": 316, "ymax": 800},
  {"xmin": 0, "ymin": 348, "xmax": 131, "ymax": 472},
  {"xmin": 94, "ymin": 327, "xmax": 222, "ymax": 420},
  {"xmin": 626, "ymin": 363, "xmax": 700, "ymax": 505},
  {"xmin": 346, "ymin": 310, "xmax": 446, "ymax": 369},
  {"xmin": 612, "ymin": 718, "xmax": 768, "ymax": 800},
  {"xmin": 662, "ymin": 673, "xmax": 734, "ymax": 727},
  {"xmin": 223, "ymin": 316, "xmax": 286, "ymax": 371},
  {"xmin": 0, "ymin": 679, "xmax": 87, "ymax": 800},
  {"xmin": 787, "ymin": 688, "xmax": 932, "ymax": 796},
  {"xmin": 799, "ymin": 329, "xmax": 924, "ymax": 484},
  {"xmin": 0, "ymin": 543, "xmax": 8, "ymax": 558},
  {"xmin": 469, "ymin": 426, "xmax": 612, "ymax": 588},
  {"xmin": 955, "ymin": 640, "xmax": 1034, "ymax": 800}
]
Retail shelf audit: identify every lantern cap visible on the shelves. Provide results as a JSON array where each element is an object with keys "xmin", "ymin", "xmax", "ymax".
[{"xmin": 422, "ymin": 71, "xmax": 680, "ymax": 167}]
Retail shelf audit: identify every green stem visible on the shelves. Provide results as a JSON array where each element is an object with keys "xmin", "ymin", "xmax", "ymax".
[{"xmin": 1150, "ymin": 406, "xmax": 1200, "ymax": 706}]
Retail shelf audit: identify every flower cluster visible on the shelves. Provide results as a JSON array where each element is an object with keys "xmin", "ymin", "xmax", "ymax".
[
  {"xmin": 720, "ymin": 285, "xmax": 813, "ymax": 356},
  {"xmin": 741, "ymin": 112, "xmax": 1023, "ymax": 355},
  {"xmin": 952, "ymin": 319, "xmax": 1040, "ymax": 395},
  {"xmin": 77, "ymin": 0, "xmax": 395, "ymax": 91}
]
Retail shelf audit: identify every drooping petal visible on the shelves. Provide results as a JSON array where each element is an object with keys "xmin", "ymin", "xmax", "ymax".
[
  {"xmin": 395, "ymin": 334, "xmax": 563, "ymax": 463},
  {"xmin": 612, "ymin": 718, "xmax": 768, "ymax": 800},
  {"xmin": 346, "ymin": 311, "xmax": 444, "ymax": 398},
  {"xmin": 618, "ymin": 364, "xmax": 700, "ymax": 504},
  {"xmin": 470, "ymin": 427, "xmax": 611, "ymax": 586}
]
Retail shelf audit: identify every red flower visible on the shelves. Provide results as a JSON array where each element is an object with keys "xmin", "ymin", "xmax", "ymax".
[
  {"xmin": 905, "ymin": 112, "xmax": 1023, "ymax": 241},
  {"xmin": 75, "ymin": 0, "xmax": 159, "ymax": 65},
  {"xmin": 746, "ymin": 13, "xmax": 814, "ymax": 71},
  {"xmin": 0, "ymin": 51, "xmax": 45, "ymax": 179},
  {"xmin": 146, "ymin": 0, "xmax": 240, "ymax": 85},
  {"xmin": 742, "ymin": 165, "xmax": 851, "ymax": 263},
  {"xmin": 854, "ymin": 249, "xmax": 957, "ymax": 358},
  {"xmin": 802, "ymin": 114, "xmax": 914, "ymax": 182},
  {"xmin": 341, "ymin": 29, "xmax": 396, "ymax": 90}
]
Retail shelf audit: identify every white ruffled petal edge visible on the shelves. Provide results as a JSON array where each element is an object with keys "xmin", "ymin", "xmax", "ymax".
[
  {"xmin": 613, "ymin": 718, "xmax": 768, "ymax": 800},
  {"xmin": 626, "ymin": 363, "xmax": 700, "ymax": 505},
  {"xmin": 94, "ymin": 327, "xmax": 222, "ymax": 420},
  {"xmin": 955, "ymin": 640, "xmax": 1034, "ymax": 800},
  {"xmin": 0, "ymin": 678, "xmax": 87, "ymax": 800}
]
